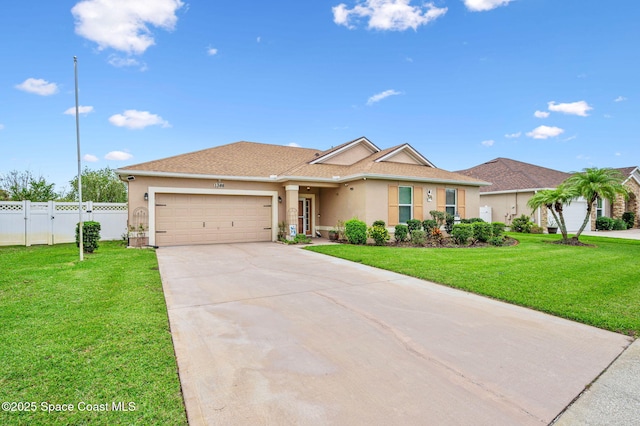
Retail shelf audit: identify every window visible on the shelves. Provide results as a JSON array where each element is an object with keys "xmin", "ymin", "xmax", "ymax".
[
  {"xmin": 445, "ymin": 189, "xmax": 457, "ymax": 216},
  {"xmin": 399, "ymin": 186, "xmax": 412, "ymax": 223},
  {"xmin": 596, "ymin": 197, "xmax": 604, "ymax": 218}
]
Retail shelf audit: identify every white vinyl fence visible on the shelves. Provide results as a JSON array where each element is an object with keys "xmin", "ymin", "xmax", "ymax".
[{"xmin": 0, "ymin": 201, "xmax": 127, "ymax": 247}]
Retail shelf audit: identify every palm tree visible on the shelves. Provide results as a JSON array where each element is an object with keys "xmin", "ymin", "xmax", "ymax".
[
  {"xmin": 564, "ymin": 168, "xmax": 629, "ymax": 241},
  {"xmin": 527, "ymin": 185, "xmax": 575, "ymax": 243}
]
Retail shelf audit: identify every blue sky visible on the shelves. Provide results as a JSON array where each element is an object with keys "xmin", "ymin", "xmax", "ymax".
[{"xmin": 1, "ymin": 0, "xmax": 639, "ymax": 191}]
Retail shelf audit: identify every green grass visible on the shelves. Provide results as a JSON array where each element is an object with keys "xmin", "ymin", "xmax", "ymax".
[
  {"xmin": 307, "ymin": 233, "xmax": 640, "ymax": 336},
  {"xmin": 0, "ymin": 242, "xmax": 187, "ymax": 426}
]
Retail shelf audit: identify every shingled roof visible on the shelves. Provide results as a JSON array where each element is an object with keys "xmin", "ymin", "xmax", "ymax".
[
  {"xmin": 456, "ymin": 158, "xmax": 571, "ymax": 193},
  {"xmin": 118, "ymin": 139, "xmax": 487, "ymax": 186}
]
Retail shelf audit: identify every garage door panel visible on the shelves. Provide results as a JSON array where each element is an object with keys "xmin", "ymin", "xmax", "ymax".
[{"xmin": 155, "ymin": 193, "xmax": 272, "ymax": 246}]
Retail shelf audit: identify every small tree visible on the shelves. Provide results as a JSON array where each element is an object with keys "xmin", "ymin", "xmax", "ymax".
[
  {"xmin": 0, "ymin": 170, "xmax": 58, "ymax": 201},
  {"xmin": 564, "ymin": 168, "xmax": 629, "ymax": 241},
  {"xmin": 527, "ymin": 185, "xmax": 574, "ymax": 243},
  {"xmin": 64, "ymin": 167, "xmax": 127, "ymax": 202}
]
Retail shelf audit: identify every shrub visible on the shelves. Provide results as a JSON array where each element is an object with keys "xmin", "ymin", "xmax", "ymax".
[
  {"xmin": 430, "ymin": 210, "xmax": 446, "ymax": 227},
  {"xmin": 491, "ymin": 222, "xmax": 506, "ymax": 238},
  {"xmin": 422, "ymin": 219, "xmax": 437, "ymax": 233},
  {"xmin": 488, "ymin": 236, "xmax": 505, "ymax": 246},
  {"xmin": 622, "ymin": 211, "xmax": 636, "ymax": 229},
  {"xmin": 76, "ymin": 221, "xmax": 101, "ymax": 253},
  {"xmin": 368, "ymin": 225, "xmax": 390, "ymax": 246},
  {"xmin": 394, "ymin": 224, "xmax": 409, "ymax": 242},
  {"xmin": 530, "ymin": 224, "xmax": 544, "ymax": 234},
  {"xmin": 472, "ymin": 222, "xmax": 492, "ymax": 243},
  {"xmin": 372, "ymin": 220, "xmax": 386, "ymax": 227},
  {"xmin": 444, "ymin": 214, "xmax": 455, "ymax": 234},
  {"xmin": 612, "ymin": 218, "xmax": 627, "ymax": 230},
  {"xmin": 511, "ymin": 215, "xmax": 533, "ymax": 233},
  {"xmin": 410, "ymin": 230, "xmax": 426, "ymax": 245},
  {"xmin": 430, "ymin": 227, "xmax": 444, "ymax": 244},
  {"xmin": 345, "ymin": 218, "xmax": 367, "ymax": 244},
  {"xmin": 596, "ymin": 216, "xmax": 614, "ymax": 231},
  {"xmin": 293, "ymin": 233, "xmax": 311, "ymax": 244},
  {"xmin": 406, "ymin": 219, "xmax": 422, "ymax": 233},
  {"xmin": 461, "ymin": 217, "xmax": 485, "ymax": 224},
  {"xmin": 451, "ymin": 223, "xmax": 473, "ymax": 245}
]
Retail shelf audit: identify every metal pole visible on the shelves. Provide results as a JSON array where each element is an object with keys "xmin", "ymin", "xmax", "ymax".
[{"xmin": 74, "ymin": 56, "xmax": 83, "ymax": 261}]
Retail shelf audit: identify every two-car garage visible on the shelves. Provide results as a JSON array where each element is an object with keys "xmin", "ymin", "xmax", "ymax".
[{"xmin": 151, "ymin": 190, "xmax": 276, "ymax": 247}]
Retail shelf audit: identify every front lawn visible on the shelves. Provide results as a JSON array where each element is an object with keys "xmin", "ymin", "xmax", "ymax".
[
  {"xmin": 307, "ymin": 233, "xmax": 640, "ymax": 336},
  {"xmin": 0, "ymin": 242, "xmax": 187, "ymax": 426}
]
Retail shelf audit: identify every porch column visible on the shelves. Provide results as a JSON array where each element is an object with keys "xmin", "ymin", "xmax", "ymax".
[{"xmin": 285, "ymin": 185, "xmax": 299, "ymax": 239}]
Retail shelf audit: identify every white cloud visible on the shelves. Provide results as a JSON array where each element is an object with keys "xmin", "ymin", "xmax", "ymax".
[
  {"xmin": 15, "ymin": 78, "xmax": 59, "ymax": 96},
  {"xmin": 464, "ymin": 0, "xmax": 513, "ymax": 12},
  {"xmin": 288, "ymin": 142, "xmax": 301, "ymax": 147},
  {"xmin": 548, "ymin": 100, "xmax": 593, "ymax": 117},
  {"xmin": 333, "ymin": 1, "xmax": 447, "ymax": 31},
  {"xmin": 83, "ymin": 154, "xmax": 99, "ymax": 162},
  {"xmin": 604, "ymin": 114, "xmax": 613, "ymax": 119},
  {"xmin": 207, "ymin": 47, "xmax": 218, "ymax": 56},
  {"xmin": 481, "ymin": 140, "xmax": 495, "ymax": 147},
  {"xmin": 614, "ymin": 96, "xmax": 627, "ymax": 102},
  {"xmin": 367, "ymin": 89, "xmax": 401, "ymax": 105},
  {"xmin": 109, "ymin": 110, "xmax": 170, "ymax": 129},
  {"xmin": 534, "ymin": 110, "xmax": 550, "ymax": 118},
  {"xmin": 615, "ymin": 152, "xmax": 621, "ymax": 156},
  {"xmin": 108, "ymin": 55, "xmax": 145, "ymax": 69},
  {"xmin": 105, "ymin": 151, "xmax": 133, "ymax": 161},
  {"xmin": 71, "ymin": 0, "xmax": 184, "ymax": 55},
  {"xmin": 64, "ymin": 105, "xmax": 94, "ymax": 115},
  {"xmin": 505, "ymin": 132, "xmax": 521, "ymax": 139},
  {"xmin": 563, "ymin": 135, "xmax": 577, "ymax": 142},
  {"xmin": 526, "ymin": 125, "xmax": 565, "ymax": 139}
]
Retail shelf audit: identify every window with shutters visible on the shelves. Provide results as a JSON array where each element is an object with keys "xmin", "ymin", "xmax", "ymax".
[
  {"xmin": 445, "ymin": 189, "xmax": 457, "ymax": 216},
  {"xmin": 399, "ymin": 186, "xmax": 413, "ymax": 223}
]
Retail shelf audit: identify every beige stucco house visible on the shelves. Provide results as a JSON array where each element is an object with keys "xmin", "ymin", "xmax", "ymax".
[
  {"xmin": 456, "ymin": 158, "xmax": 589, "ymax": 231},
  {"xmin": 611, "ymin": 166, "xmax": 640, "ymax": 228},
  {"xmin": 116, "ymin": 137, "xmax": 487, "ymax": 247}
]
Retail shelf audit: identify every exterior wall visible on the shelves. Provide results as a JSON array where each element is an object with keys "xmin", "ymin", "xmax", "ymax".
[
  {"xmin": 612, "ymin": 179, "xmax": 640, "ymax": 228},
  {"xmin": 478, "ymin": 191, "xmax": 536, "ymax": 226},
  {"xmin": 384, "ymin": 151, "xmax": 419, "ymax": 165},
  {"xmin": 318, "ymin": 179, "xmax": 367, "ymax": 230},
  {"xmin": 323, "ymin": 144, "xmax": 374, "ymax": 165}
]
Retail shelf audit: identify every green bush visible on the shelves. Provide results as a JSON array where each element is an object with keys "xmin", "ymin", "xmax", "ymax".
[
  {"xmin": 596, "ymin": 216, "xmax": 614, "ymax": 231},
  {"xmin": 622, "ymin": 211, "xmax": 635, "ymax": 229},
  {"xmin": 430, "ymin": 210, "xmax": 446, "ymax": 227},
  {"xmin": 368, "ymin": 225, "xmax": 390, "ymax": 246},
  {"xmin": 372, "ymin": 220, "xmax": 386, "ymax": 227},
  {"xmin": 491, "ymin": 222, "xmax": 506, "ymax": 237},
  {"xmin": 406, "ymin": 219, "xmax": 422, "ymax": 233},
  {"xmin": 451, "ymin": 223, "xmax": 473, "ymax": 245},
  {"xmin": 76, "ymin": 221, "xmax": 101, "ymax": 253},
  {"xmin": 511, "ymin": 215, "xmax": 533, "ymax": 233},
  {"xmin": 345, "ymin": 218, "xmax": 367, "ymax": 244},
  {"xmin": 422, "ymin": 219, "xmax": 437, "ymax": 233},
  {"xmin": 530, "ymin": 224, "xmax": 544, "ymax": 234},
  {"xmin": 488, "ymin": 236, "xmax": 505, "ymax": 246},
  {"xmin": 294, "ymin": 233, "xmax": 311, "ymax": 244},
  {"xmin": 472, "ymin": 222, "xmax": 492, "ymax": 243},
  {"xmin": 394, "ymin": 224, "xmax": 409, "ymax": 242},
  {"xmin": 410, "ymin": 230, "xmax": 426, "ymax": 245},
  {"xmin": 461, "ymin": 217, "xmax": 485, "ymax": 224},
  {"xmin": 612, "ymin": 218, "xmax": 627, "ymax": 230},
  {"xmin": 444, "ymin": 214, "xmax": 455, "ymax": 234}
]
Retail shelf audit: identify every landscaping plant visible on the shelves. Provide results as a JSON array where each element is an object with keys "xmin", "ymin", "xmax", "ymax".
[
  {"xmin": 345, "ymin": 218, "xmax": 367, "ymax": 245},
  {"xmin": 394, "ymin": 224, "xmax": 409, "ymax": 242},
  {"xmin": 76, "ymin": 221, "xmax": 101, "ymax": 253}
]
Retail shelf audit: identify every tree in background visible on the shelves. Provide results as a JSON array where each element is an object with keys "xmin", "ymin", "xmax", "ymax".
[
  {"xmin": 64, "ymin": 167, "xmax": 127, "ymax": 203},
  {"xmin": 527, "ymin": 184, "xmax": 574, "ymax": 243},
  {"xmin": 0, "ymin": 170, "xmax": 58, "ymax": 201}
]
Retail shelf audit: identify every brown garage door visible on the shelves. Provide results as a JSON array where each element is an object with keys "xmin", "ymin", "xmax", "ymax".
[{"xmin": 155, "ymin": 193, "xmax": 272, "ymax": 246}]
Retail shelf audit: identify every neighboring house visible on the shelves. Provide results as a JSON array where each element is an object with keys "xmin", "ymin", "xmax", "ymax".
[
  {"xmin": 456, "ymin": 158, "xmax": 590, "ymax": 232},
  {"xmin": 609, "ymin": 166, "xmax": 640, "ymax": 228},
  {"xmin": 115, "ymin": 137, "xmax": 487, "ymax": 247}
]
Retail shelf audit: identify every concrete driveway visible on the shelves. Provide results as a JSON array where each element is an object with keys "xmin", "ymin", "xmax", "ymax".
[{"xmin": 157, "ymin": 243, "xmax": 631, "ymax": 426}]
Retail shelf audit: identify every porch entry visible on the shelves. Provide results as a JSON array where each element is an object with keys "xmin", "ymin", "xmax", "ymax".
[{"xmin": 298, "ymin": 198, "xmax": 312, "ymax": 236}]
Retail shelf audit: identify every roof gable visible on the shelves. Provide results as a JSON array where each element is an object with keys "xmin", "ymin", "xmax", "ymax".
[
  {"xmin": 456, "ymin": 158, "xmax": 571, "ymax": 193},
  {"xmin": 374, "ymin": 144, "xmax": 435, "ymax": 167},
  {"xmin": 310, "ymin": 137, "xmax": 380, "ymax": 165},
  {"xmin": 617, "ymin": 166, "xmax": 640, "ymax": 185}
]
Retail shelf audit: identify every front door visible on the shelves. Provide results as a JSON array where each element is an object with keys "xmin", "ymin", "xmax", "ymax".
[{"xmin": 298, "ymin": 198, "xmax": 311, "ymax": 236}]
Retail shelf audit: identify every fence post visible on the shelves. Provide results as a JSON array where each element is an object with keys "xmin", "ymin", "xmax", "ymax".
[
  {"xmin": 24, "ymin": 200, "xmax": 31, "ymax": 247},
  {"xmin": 48, "ymin": 200, "xmax": 54, "ymax": 245}
]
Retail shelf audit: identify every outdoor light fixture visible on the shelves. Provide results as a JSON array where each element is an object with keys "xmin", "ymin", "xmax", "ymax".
[
  {"xmin": 144, "ymin": 193, "xmax": 148, "ymax": 201},
  {"xmin": 278, "ymin": 196, "xmax": 282, "ymax": 203}
]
